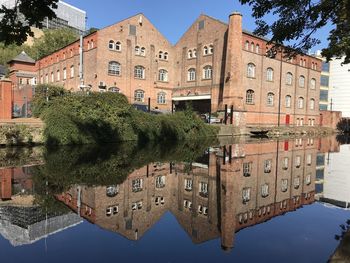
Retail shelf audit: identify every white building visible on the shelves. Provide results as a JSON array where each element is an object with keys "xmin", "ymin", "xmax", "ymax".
[
  {"xmin": 0, "ymin": 0, "xmax": 86, "ymax": 33},
  {"xmin": 329, "ymin": 56, "xmax": 350, "ymax": 117}
]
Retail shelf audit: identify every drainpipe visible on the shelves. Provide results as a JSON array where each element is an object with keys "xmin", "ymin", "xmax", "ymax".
[{"xmin": 79, "ymin": 35, "xmax": 84, "ymax": 89}]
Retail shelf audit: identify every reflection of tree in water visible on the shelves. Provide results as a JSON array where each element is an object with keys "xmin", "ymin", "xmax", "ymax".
[{"xmin": 330, "ymin": 219, "xmax": 350, "ymax": 262}]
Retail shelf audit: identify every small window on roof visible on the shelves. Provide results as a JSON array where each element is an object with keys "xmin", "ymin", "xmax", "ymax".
[
  {"xmin": 129, "ymin": 25, "xmax": 136, "ymax": 36},
  {"xmin": 198, "ymin": 20, "xmax": 205, "ymax": 30}
]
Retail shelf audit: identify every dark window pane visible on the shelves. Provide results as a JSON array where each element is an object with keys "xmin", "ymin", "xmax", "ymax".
[
  {"xmin": 319, "ymin": 104, "xmax": 328, "ymax": 110},
  {"xmin": 198, "ymin": 20, "xmax": 205, "ymax": 30},
  {"xmin": 316, "ymin": 169, "xmax": 324, "ymax": 180},
  {"xmin": 322, "ymin": 62, "xmax": 330, "ymax": 72},
  {"xmin": 316, "ymin": 154, "xmax": 325, "ymax": 166},
  {"xmin": 321, "ymin": 75, "xmax": 329, "ymax": 87},
  {"xmin": 129, "ymin": 25, "xmax": 136, "ymax": 36},
  {"xmin": 320, "ymin": 90, "xmax": 329, "ymax": 101}
]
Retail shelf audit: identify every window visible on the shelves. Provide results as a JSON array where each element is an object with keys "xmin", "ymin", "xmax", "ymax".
[
  {"xmin": 134, "ymin": 66, "xmax": 145, "ymax": 79},
  {"xmin": 247, "ymin": 63, "xmax": 256, "ymax": 78},
  {"xmin": 298, "ymin": 97, "xmax": 304, "ymax": 109},
  {"xmin": 306, "ymin": 174, "xmax": 311, "ymax": 185},
  {"xmin": 109, "ymin": 87, "xmax": 120, "ymax": 93},
  {"xmin": 286, "ymin": 72, "xmax": 293, "ymax": 85},
  {"xmin": 266, "ymin": 68, "xmax": 274, "ymax": 81},
  {"xmin": 132, "ymin": 178, "xmax": 143, "ymax": 192},
  {"xmin": 320, "ymin": 75, "xmax": 329, "ymax": 87},
  {"xmin": 158, "ymin": 69, "xmax": 168, "ymax": 82},
  {"xmin": 261, "ymin": 184, "xmax": 269, "ymax": 197},
  {"xmin": 132, "ymin": 201, "xmax": 143, "ymax": 210},
  {"xmin": 155, "ymin": 176, "xmax": 165, "ymax": 188},
  {"xmin": 188, "ymin": 68, "xmax": 196, "ymax": 81},
  {"xmin": 310, "ymin": 98, "xmax": 315, "ymax": 110},
  {"xmin": 320, "ymin": 90, "xmax": 329, "ymax": 101},
  {"xmin": 245, "ymin": 41, "xmax": 249, "ymax": 50},
  {"xmin": 185, "ymin": 179, "xmax": 193, "ymax": 191},
  {"xmin": 283, "ymin": 157, "xmax": 289, "ymax": 170},
  {"xmin": 109, "ymin": 40, "xmax": 114, "ymax": 49},
  {"xmin": 140, "ymin": 47, "xmax": 146, "ymax": 56},
  {"xmin": 203, "ymin": 65, "xmax": 212, "ymax": 79},
  {"xmin": 63, "ymin": 68, "xmax": 67, "ymax": 80},
  {"xmin": 242, "ymin": 187, "xmax": 251, "ymax": 203},
  {"xmin": 188, "ymin": 50, "xmax": 193, "ymax": 59},
  {"xmin": 108, "ymin": 61, "xmax": 121, "ymax": 76},
  {"xmin": 45, "ymin": 74, "xmax": 48, "ymax": 83},
  {"xmin": 243, "ymin": 162, "xmax": 252, "ymax": 177},
  {"xmin": 134, "ymin": 89, "xmax": 145, "ymax": 102},
  {"xmin": 135, "ymin": 46, "xmax": 140, "ymax": 55},
  {"xmin": 155, "ymin": 196, "xmax": 165, "ymax": 205},
  {"xmin": 294, "ymin": 177, "xmax": 300, "ymax": 189},
  {"xmin": 106, "ymin": 185, "xmax": 119, "ymax": 197},
  {"xmin": 198, "ymin": 205, "xmax": 208, "ymax": 216},
  {"xmin": 322, "ymin": 61, "xmax": 330, "ymax": 72},
  {"xmin": 56, "ymin": 70, "xmax": 60, "ymax": 81},
  {"xmin": 246, "ymin": 89, "xmax": 255, "ymax": 104},
  {"xmin": 199, "ymin": 182, "xmax": 208, "ymax": 197},
  {"xmin": 106, "ymin": 205, "xmax": 118, "ymax": 216},
  {"xmin": 198, "ymin": 20, "xmax": 205, "ymax": 30},
  {"xmin": 256, "ymin": 44, "xmax": 260, "ymax": 54},
  {"xmin": 203, "ymin": 46, "xmax": 209, "ymax": 55},
  {"xmin": 157, "ymin": 92, "xmax": 166, "ymax": 104},
  {"xmin": 299, "ymin": 75, "xmax": 305, "ymax": 87},
  {"xmin": 320, "ymin": 104, "xmax": 328, "ymax": 110},
  {"xmin": 285, "ymin": 95, "xmax": 292, "ymax": 108},
  {"xmin": 129, "ymin": 25, "xmax": 136, "ymax": 35},
  {"xmin": 264, "ymin": 160, "xmax": 272, "ymax": 173},
  {"xmin": 267, "ymin": 92, "xmax": 274, "ymax": 106},
  {"xmin": 310, "ymin": 78, "xmax": 316, "ymax": 89},
  {"xmin": 158, "ymin": 51, "xmax": 163, "ymax": 59},
  {"xmin": 193, "ymin": 49, "xmax": 197, "ymax": 58},
  {"xmin": 51, "ymin": 72, "xmax": 54, "ymax": 82},
  {"xmin": 209, "ymin": 44, "xmax": 214, "ymax": 54},
  {"xmin": 90, "ymin": 40, "xmax": 94, "ymax": 49},
  {"xmin": 281, "ymin": 179, "xmax": 288, "ymax": 192},
  {"xmin": 307, "ymin": 154, "xmax": 312, "ymax": 165},
  {"xmin": 295, "ymin": 156, "xmax": 301, "ymax": 168},
  {"xmin": 251, "ymin": 42, "xmax": 255, "ymax": 52},
  {"xmin": 116, "ymin": 41, "xmax": 121, "ymax": 51},
  {"xmin": 163, "ymin": 52, "xmax": 168, "ymax": 60},
  {"xmin": 183, "ymin": 199, "xmax": 192, "ymax": 209},
  {"xmin": 70, "ymin": 66, "xmax": 74, "ymax": 78}
]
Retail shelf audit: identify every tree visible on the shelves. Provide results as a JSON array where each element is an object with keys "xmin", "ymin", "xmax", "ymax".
[
  {"xmin": 0, "ymin": 0, "xmax": 58, "ymax": 45},
  {"xmin": 29, "ymin": 28, "xmax": 79, "ymax": 60},
  {"xmin": 239, "ymin": 0, "xmax": 350, "ymax": 64}
]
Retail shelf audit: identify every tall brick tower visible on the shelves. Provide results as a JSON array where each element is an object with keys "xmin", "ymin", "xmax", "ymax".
[{"xmin": 223, "ymin": 12, "xmax": 246, "ymax": 127}]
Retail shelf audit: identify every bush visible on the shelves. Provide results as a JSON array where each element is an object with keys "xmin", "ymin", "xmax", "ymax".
[
  {"xmin": 337, "ymin": 118, "xmax": 350, "ymax": 134},
  {"xmin": 33, "ymin": 90, "xmax": 218, "ymax": 145}
]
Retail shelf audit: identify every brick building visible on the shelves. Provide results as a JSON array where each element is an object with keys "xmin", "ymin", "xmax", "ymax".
[
  {"xmin": 9, "ymin": 12, "xmax": 322, "ymax": 127},
  {"xmin": 55, "ymin": 136, "xmax": 338, "ymax": 250}
]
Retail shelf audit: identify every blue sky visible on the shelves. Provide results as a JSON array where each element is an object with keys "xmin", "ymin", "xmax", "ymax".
[{"xmin": 64, "ymin": 0, "xmax": 332, "ymax": 51}]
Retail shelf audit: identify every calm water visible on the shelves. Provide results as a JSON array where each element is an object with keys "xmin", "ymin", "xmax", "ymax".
[{"xmin": 0, "ymin": 136, "xmax": 350, "ymax": 263}]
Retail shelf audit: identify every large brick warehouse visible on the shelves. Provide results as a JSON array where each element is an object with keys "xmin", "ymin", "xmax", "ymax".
[{"xmin": 7, "ymin": 12, "xmax": 322, "ymax": 127}]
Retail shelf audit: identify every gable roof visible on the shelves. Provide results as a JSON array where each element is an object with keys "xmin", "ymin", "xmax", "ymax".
[{"xmin": 8, "ymin": 51, "xmax": 35, "ymax": 64}]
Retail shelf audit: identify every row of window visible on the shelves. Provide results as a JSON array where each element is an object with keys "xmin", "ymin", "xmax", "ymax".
[
  {"xmin": 183, "ymin": 200, "xmax": 208, "ymax": 215},
  {"xmin": 41, "ymin": 65, "xmax": 76, "ymax": 83},
  {"xmin": 187, "ymin": 44, "xmax": 214, "ymax": 59},
  {"xmin": 244, "ymin": 41, "xmax": 260, "ymax": 54},
  {"xmin": 184, "ymin": 179, "xmax": 208, "ymax": 197},
  {"xmin": 245, "ymin": 90, "xmax": 316, "ymax": 109}
]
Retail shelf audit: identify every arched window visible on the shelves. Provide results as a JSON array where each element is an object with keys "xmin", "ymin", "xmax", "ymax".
[
  {"xmin": 108, "ymin": 61, "xmax": 121, "ymax": 76},
  {"xmin": 135, "ymin": 46, "xmax": 140, "ymax": 55},
  {"xmin": 157, "ymin": 92, "xmax": 166, "ymax": 104},
  {"xmin": 298, "ymin": 97, "xmax": 304, "ymax": 109},
  {"xmin": 299, "ymin": 75, "xmax": 305, "ymax": 87},
  {"xmin": 247, "ymin": 63, "xmax": 256, "ymax": 78},
  {"xmin": 285, "ymin": 95, "xmax": 292, "ymax": 108},
  {"xmin": 256, "ymin": 44, "xmax": 260, "ymax": 54},
  {"xmin": 90, "ymin": 40, "xmax": 94, "ymax": 49},
  {"xmin": 261, "ymin": 184, "xmax": 269, "ymax": 198},
  {"xmin": 140, "ymin": 47, "xmax": 146, "ymax": 56},
  {"xmin": 203, "ymin": 46, "xmax": 209, "ymax": 55},
  {"xmin": 266, "ymin": 68, "xmax": 274, "ymax": 81},
  {"xmin": 188, "ymin": 50, "xmax": 193, "ymax": 59},
  {"xmin": 134, "ymin": 89, "xmax": 145, "ymax": 102},
  {"xmin": 158, "ymin": 69, "xmax": 168, "ymax": 82},
  {"xmin": 245, "ymin": 41, "xmax": 249, "ymax": 50},
  {"xmin": 116, "ymin": 41, "xmax": 121, "ymax": 51},
  {"xmin": 188, "ymin": 68, "xmax": 196, "ymax": 81},
  {"xmin": 251, "ymin": 42, "xmax": 255, "ymax": 52},
  {"xmin": 310, "ymin": 78, "xmax": 316, "ymax": 89},
  {"xmin": 134, "ymin": 65, "xmax": 145, "ymax": 79},
  {"xmin": 193, "ymin": 49, "xmax": 197, "ymax": 58},
  {"xmin": 159, "ymin": 51, "xmax": 163, "ymax": 59},
  {"xmin": 56, "ymin": 70, "xmax": 60, "ymax": 81},
  {"xmin": 246, "ymin": 90, "xmax": 254, "ymax": 104},
  {"xmin": 108, "ymin": 87, "xmax": 120, "ymax": 93},
  {"xmin": 63, "ymin": 67, "xmax": 67, "ymax": 80},
  {"xmin": 209, "ymin": 44, "xmax": 214, "ymax": 54},
  {"xmin": 164, "ymin": 52, "xmax": 168, "ymax": 60},
  {"xmin": 109, "ymin": 40, "xmax": 114, "ymax": 50},
  {"xmin": 70, "ymin": 65, "xmax": 74, "ymax": 78},
  {"xmin": 203, "ymin": 65, "xmax": 212, "ymax": 79},
  {"xmin": 310, "ymin": 98, "xmax": 315, "ymax": 110},
  {"xmin": 286, "ymin": 72, "xmax": 293, "ymax": 85},
  {"xmin": 267, "ymin": 92, "xmax": 274, "ymax": 106}
]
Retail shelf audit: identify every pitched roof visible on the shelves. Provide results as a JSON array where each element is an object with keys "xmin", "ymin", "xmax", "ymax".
[{"xmin": 9, "ymin": 51, "xmax": 35, "ymax": 64}]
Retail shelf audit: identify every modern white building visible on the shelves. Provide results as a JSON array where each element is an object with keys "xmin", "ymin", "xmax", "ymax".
[
  {"xmin": 328, "ymin": 56, "xmax": 350, "ymax": 117},
  {"xmin": 0, "ymin": 0, "xmax": 86, "ymax": 33}
]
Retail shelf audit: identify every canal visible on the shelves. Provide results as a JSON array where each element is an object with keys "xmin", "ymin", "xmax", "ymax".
[{"xmin": 0, "ymin": 135, "xmax": 349, "ymax": 263}]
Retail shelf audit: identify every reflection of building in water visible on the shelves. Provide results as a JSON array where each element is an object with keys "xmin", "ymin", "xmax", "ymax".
[
  {"xmin": 0, "ymin": 166, "xmax": 82, "ymax": 246},
  {"xmin": 57, "ymin": 137, "xmax": 338, "ymax": 250},
  {"xmin": 316, "ymin": 140, "xmax": 350, "ymax": 209}
]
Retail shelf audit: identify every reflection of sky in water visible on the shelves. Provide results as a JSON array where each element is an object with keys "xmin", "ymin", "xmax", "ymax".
[{"xmin": 0, "ymin": 136, "xmax": 350, "ymax": 263}]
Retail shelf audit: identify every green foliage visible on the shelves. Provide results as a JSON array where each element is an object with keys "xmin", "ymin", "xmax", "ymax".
[
  {"xmin": 28, "ymin": 28, "xmax": 79, "ymax": 60},
  {"xmin": 0, "ymin": 125, "xmax": 34, "ymax": 146},
  {"xmin": 0, "ymin": 0, "xmax": 59, "ymax": 45},
  {"xmin": 239, "ymin": 0, "xmax": 350, "ymax": 64},
  {"xmin": 32, "ymin": 91, "xmax": 218, "ymax": 145}
]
